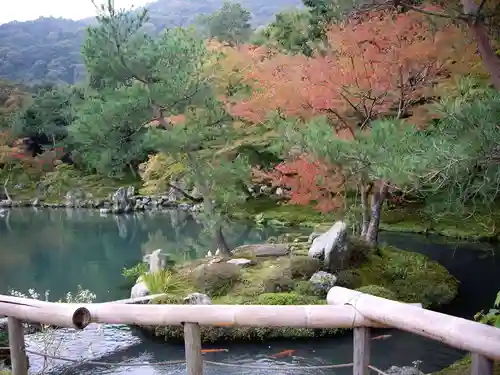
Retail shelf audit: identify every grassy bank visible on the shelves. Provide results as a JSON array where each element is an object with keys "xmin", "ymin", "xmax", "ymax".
[
  {"xmin": 432, "ymin": 356, "xmax": 500, "ymax": 375},
  {"xmin": 127, "ymin": 237, "xmax": 458, "ymax": 343},
  {"xmin": 5, "ymin": 163, "xmax": 499, "ymax": 241},
  {"xmin": 0, "ymin": 164, "xmax": 140, "ymax": 202},
  {"xmin": 236, "ymin": 198, "xmax": 500, "ymax": 241}
]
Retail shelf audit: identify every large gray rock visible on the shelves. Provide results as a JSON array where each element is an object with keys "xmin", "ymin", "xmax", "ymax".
[
  {"xmin": 111, "ymin": 187, "xmax": 133, "ymax": 213},
  {"xmin": 130, "ymin": 277, "xmax": 150, "ymax": 299},
  {"xmin": 232, "ymin": 243, "xmax": 290, "ymax": 257},
  {"xmin": 309, "ymin": 271, "xmax": 337, "ymax": 294},
  {"xmin": 308, "ymin": 221, "xmax": 350, "ymax": 271},
  {"xmin": 385, "ymin": 366, "xmax": 425, "ymax": 375}
]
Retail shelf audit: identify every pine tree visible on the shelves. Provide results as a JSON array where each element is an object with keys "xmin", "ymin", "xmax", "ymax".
[{"xmin": 74, "ymin": 0, "xmax": 251, "ymax": 256}]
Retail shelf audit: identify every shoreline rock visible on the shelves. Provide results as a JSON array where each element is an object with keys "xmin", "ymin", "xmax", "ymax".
[{"xmin": 0, "ymin": 187, "xmax": 204, "ymax": 215}]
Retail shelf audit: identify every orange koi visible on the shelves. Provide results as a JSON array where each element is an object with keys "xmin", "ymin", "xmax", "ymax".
[
  {"xmin": 201, "ymin": 349, "xmax": 229, "ymax": 354},
  {"xmin": 270, "ymin": 349, "xmax": 296, "ymax": 358},
  {"xmin": 372, "ymin": 334, "xmax": 392, "ymax": 340}
]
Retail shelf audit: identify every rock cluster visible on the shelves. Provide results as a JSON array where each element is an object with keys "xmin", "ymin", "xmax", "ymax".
[
  {"xmin": 0, "ymin": 186, "xmax": 204, "ymax": 214},
  {"xmin": 0, "ymin": 182, "xmax": 285, "ymax": 214},
  {"xmin": 304, "ymin": 220, "xmax": 351, "ymax": 293}
]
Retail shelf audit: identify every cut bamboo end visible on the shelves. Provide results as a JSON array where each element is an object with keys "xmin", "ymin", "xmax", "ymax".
[{"xmin": 72, "ymin": 307, "xmax": 91, "ymax": 330}]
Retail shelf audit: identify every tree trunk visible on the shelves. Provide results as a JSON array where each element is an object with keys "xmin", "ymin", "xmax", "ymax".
[
  {"xmin": 461, "ymin": 0, "xmax": 500, "ymax": 90},
  {"xmin": 360, "ymin": 183, "xmax": 370, "ymax": 237},
  {"xmin": 363, "ymin": 182, "xmax": 389, "ymax": 246},
  {"xmin": 213, "ymin": 225, "xmax": 231, "ymax": 258},
  {"xmin": 197, "ymin": 180, "xmax": 232, "ymax": 258},
  {"xmin": 152, "ymin": 104, "xmax": 169, "ymax": 129}
]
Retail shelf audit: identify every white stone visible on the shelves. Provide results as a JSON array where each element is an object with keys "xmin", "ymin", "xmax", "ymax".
[
  {"xmin": 308, "ymin": 221, "xmax": 348, "ymax": 266},
  {"xmin": 142, "ymin": 249, "xmax": 166, "ymax": 273},
  {"xmin": 227, "ymin": 258, "xmax": 252, "ymax": 266},
  {"xmin": 130, "ymin": 281, "xmax": 149, "ymax": 298}
]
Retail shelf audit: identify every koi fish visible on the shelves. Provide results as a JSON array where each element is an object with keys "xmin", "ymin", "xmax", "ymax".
[
  {"xmin": 372, "ymin": 334, "xmax": 392, "ymax": 340},
  {"xmin": 270, "ymin": 349, "xmax": 296, "ymax": 358},
  {"xmin": 201, "ymin": 349, "xmax": 229, "ymax": 354}
]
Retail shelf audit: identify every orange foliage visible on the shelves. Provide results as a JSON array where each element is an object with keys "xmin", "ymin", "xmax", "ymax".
[
  {"xmin": 227, "ymin": 5, "xmax": 482, "ymax": 212},
  {"xmin": 253, "ymin": 154, "xmax": 344, "ymax": 212},
  {"xmin": 231, "ymin": 6, "xmax": 478, "ymax": 128}
]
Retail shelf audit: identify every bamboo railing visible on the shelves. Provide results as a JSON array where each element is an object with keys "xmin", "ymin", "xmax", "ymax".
[{"xmin": 1, "ymin": 286, "xmax": 499, "ymax": 375}]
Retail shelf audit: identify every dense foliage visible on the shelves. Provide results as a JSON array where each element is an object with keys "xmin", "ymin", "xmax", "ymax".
[{"xmin": 0, "ymin": 0, "xmax": 499, "ymax": 250}]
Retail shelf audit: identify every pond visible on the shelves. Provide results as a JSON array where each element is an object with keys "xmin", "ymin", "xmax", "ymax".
[
  {"xmin": 0, "ymin": 208, "xmax": 289, "ymax": 301},
  {"xmin": 0, "ymin": 209, "xmax": 499, "ymax": 375}
]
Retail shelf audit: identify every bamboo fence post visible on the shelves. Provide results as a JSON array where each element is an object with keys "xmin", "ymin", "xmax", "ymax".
[
  {"xmin": 184, "ymin": 322, "xmax": 203, "ymax": 375},
  {"xmin": 7, "ymin": 317, "xmax": 28, "ymax": 375},
  {"xmin": 471, "ymin": 353, "xmax": 493, "ymax": 375},
  {"xmin": 353, "ymin": 327, "xmax": 370, "ymax": 375}
]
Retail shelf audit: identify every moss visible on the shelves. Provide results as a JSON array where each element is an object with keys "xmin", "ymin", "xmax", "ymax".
[
  {"xmin": 154, "ymin": 291, "xmax": 336, "ymax": 343},
  {"xmin": 191, "ymin": 263, "xmax": 241, "ymax": 297},
  {"xmin": 355, "ymin": 245, "xmax": 459, "ymax": 308},
  {"xmin": 233, "ymin": 198, "xmax": 338, "ymax": 227},
  {"xmin": 236, "ymin": 197, "xmax": 500, "ymax": 241},
  {"xmin": 256, "ymin": 292, "xmax": 322, "ymax": 305},
  {"xmin": 335, "ymin": 269, "xmax": 362, "ymax": 289},
  {"xmin": 0, "ymin": 164, "xmax": 141, "ymax": 201},
  {"xmin": 135, "ymin": 236, "xmax": 457, "ymax": 343},
  {"xmin": 289, "ymin": 256, "xmax": 321, "ymax": 279},
  {"xmin": 356, "ymin": 285, "xmax": 397, "ymax": 300},
  {"xmin": 432, "ymin": 356, "xmax": 500, "ymax": 375}
]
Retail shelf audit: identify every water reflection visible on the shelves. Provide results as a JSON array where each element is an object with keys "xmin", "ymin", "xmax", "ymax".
[{"xmin": 0, "ymin": 208, "xmax": 291, "ymax": 301}]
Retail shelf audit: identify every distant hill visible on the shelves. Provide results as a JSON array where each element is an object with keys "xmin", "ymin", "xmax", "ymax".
[{"xmin": 0, "ymin": 0, "xmax": 301, "ymax": 85}]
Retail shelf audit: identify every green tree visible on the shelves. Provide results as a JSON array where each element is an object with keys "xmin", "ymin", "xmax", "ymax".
[
  {"xmin": 272, "ymin": 80, "xmax": 500, "ymax": 246},
  {"xmin": 252, "ymin": 10, "xmax": 317, "ymax": 56},
  {"xmin": 196, "ymin": 2, "xmax": 253, "ymax": 46},
  {"xmin": 11, "ymin": 84, "xmax": 83, "ymax": 146},
  {"xmin": 148, "ymin": 97, "xmax": 251, "ymax": 257},
  {"xmin": 77, "ymin": 0, "xmax": 251, "ymax": 256},
  {"xmin": 70, "ymin": 0, "xmax": 211, "ymax": 174}
]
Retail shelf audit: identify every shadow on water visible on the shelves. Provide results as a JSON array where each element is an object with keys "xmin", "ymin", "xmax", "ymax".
[{"xmin": 1, "ymin": 210, "xmax": 500, "ymax": 374}]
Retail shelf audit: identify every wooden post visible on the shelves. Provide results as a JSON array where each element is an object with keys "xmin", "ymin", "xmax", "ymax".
[
  {"xmin": 184, "ymin": 322, "xmax": 203, "ymax": 375},
  {"xmin": 7, "ymin": 317, "xmax": 28, "ymax": 375},
  {"xmin": 471, "ymin": 353, "xmax": 493, "ymax": 375},
  {"xmin": 353, "ymin": 327, "xmax": 370, "ymax": 375}
]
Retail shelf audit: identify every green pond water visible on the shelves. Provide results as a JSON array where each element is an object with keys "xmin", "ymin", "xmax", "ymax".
[{"xmin": 0, "ymin": 208, "xmax": 291, "ymax": 301}]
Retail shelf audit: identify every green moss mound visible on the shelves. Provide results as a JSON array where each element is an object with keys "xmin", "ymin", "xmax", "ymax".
[
  {"xmin": 432, "ymin": 356, "xmax": 500, "ymax": 375},
  {"xmin": 356, "ymin": 285, "xmax": 397, "ymax": 300},
  {"xmin": 131, "ymin": 236, "xmax": 458, "ymax": 343},
  {"xmin": 237, "ymin": 197, "xmax": 500, "ymax": 240},
  {"xmin": 355, "ymin": 245, "xmax": 459, "ymax": 308}
]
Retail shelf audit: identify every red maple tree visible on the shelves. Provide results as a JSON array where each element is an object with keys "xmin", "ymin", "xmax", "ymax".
[{"xmin": 231, "ymin": 5, "xmax": 476, "ymax": 213}]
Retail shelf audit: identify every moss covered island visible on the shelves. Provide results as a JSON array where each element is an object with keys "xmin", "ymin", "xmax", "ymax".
[{"xmin": 124, "ymin": 235, "xmax": 458, "ymax": 343}]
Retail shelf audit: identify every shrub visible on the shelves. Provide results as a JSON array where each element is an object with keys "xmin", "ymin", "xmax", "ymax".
[
  {"xmin": 335, "ymin": 269, "xmax": 362, "ymax": 289},
  {"xmin": 141, "ymin": 269, "xmax": 190, "ymax": 295},
  {"xmin": 289, "ymin": 256, "xmax": 320, "ymax": 279},
  {"xmin": 122, "ymin": 262, "xmax": 149, "ymax": 281},
  {"xmin": 294, "ymin": 280, "xmax": 327, "ymax": 298},
  {"xmin": 261, "ymin": 267, "xmax": 294, "ymax": 293},
  {"xmin": 356, "ymin": 285, "xmax": 397, "ymax": 300},
  {"xmin": 346, "ymin": 237, "xmax": 374, "ymax": 268},
  {"xmin": 192, "ymin": 263, "xmax": 241, "ymax": 297}
]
